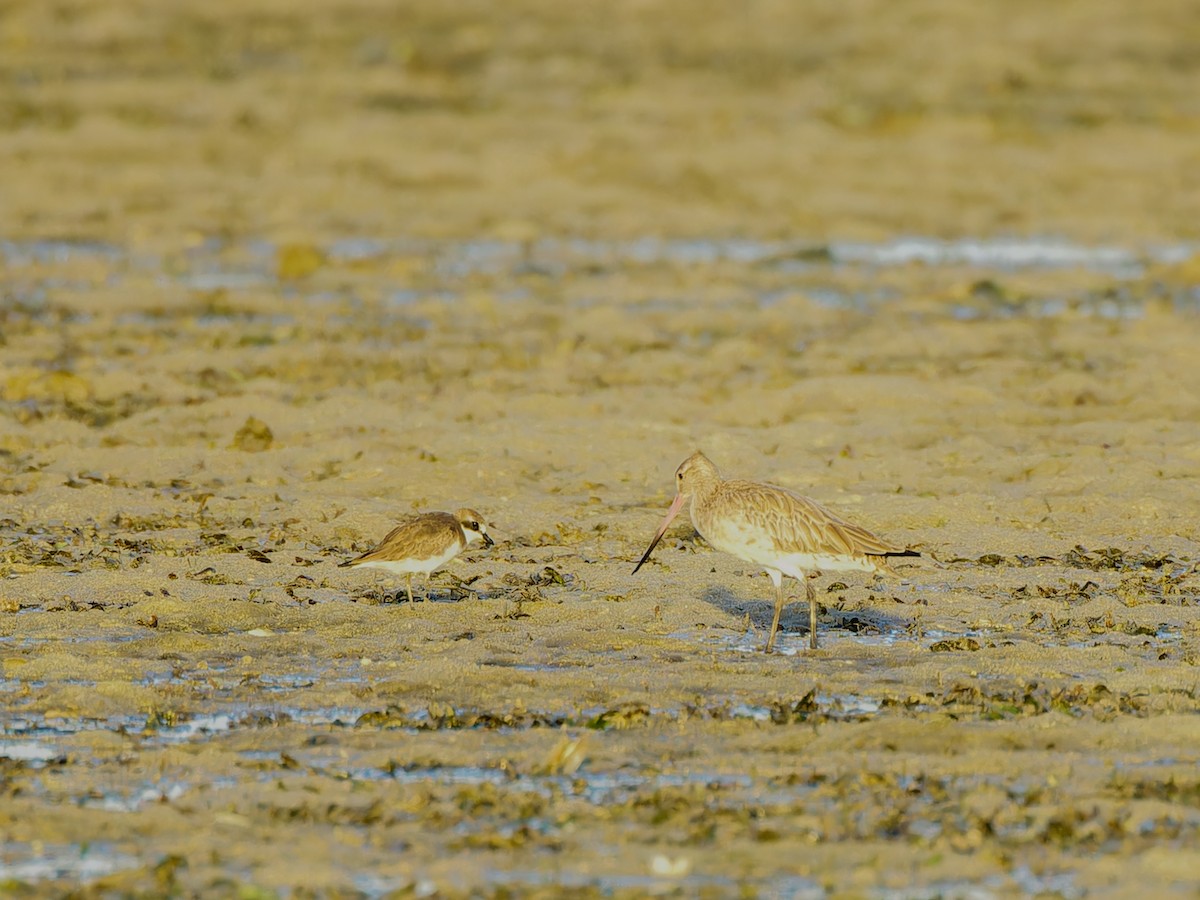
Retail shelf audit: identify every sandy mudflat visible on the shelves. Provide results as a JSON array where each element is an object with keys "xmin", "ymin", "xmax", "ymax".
[{"xmin": 3, "ymin": 1, "xmax": 1200, "ymax": 897}]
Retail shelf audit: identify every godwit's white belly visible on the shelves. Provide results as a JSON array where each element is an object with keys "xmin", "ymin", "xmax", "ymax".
[
  {"xmin": 759, "ymin": 551, "xmax": 876, "ymax": 579},
  {"xmin": 698, "ymin": 519, "xmax": 876, "ymax": 578}
]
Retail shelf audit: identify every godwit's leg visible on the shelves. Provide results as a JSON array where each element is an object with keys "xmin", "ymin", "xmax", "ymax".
[
  {"xmin": 806, "ymin": 575, "xmax": 818, "ymax": 649},
  {"xmin": 764, "ymin": 569, "xmax": 785, "ymax": 653},
  {"xmin": 405, "ymin": 573, "xmax": 415, "ymax": 607}
]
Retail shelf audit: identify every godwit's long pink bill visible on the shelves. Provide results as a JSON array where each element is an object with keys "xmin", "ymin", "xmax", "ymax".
[{"xmin": 631, "ymin": 493, "xmax": 685, "ymax": 575}]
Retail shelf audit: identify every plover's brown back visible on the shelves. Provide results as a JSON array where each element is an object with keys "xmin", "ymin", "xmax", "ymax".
[
  {"xmin": 343, "ymin": 512, "xmax": 467, "ymax": 568},
  {"xmin": 340, "ymin": 508, "xmax": 493, "ymax": 604}
]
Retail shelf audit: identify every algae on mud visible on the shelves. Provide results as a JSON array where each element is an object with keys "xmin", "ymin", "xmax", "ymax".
[{"xmin": 4, "ymin": 0, "xmax": 1200, "ymax": 895}]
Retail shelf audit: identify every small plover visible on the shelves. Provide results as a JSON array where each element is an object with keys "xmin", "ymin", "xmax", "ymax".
[
  {"xmin": 340, "ymin": 508, "xmax": 494, "ymax": 604},
  {"xmin": 633, "ymin": 451, "xmax": 918, "ymax": 652}
]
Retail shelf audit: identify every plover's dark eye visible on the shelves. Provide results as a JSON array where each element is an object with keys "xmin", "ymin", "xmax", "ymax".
[{"xmin": 471, "ymin": 521, "xmax": 480, "ymax": 530}]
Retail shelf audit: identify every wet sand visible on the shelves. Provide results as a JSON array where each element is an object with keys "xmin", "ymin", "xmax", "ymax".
[{"xmin": 4, "ymin": 1, "xmax": 1200, "ymax": 896}]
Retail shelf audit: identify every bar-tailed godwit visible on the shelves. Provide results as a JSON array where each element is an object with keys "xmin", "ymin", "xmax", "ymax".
[
  {"xmin": 633, "ymin": 451, "xmax": 917, "ymax": 651},
  {"xmin": 340, "ymin": 508, "xmax": 494, "ymax": 604}
]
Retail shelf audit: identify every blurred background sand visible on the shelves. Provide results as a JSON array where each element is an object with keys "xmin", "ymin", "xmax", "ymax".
[{"xmin": 3, "ymin": 0, "xmax": 1199, "ymax": 243}]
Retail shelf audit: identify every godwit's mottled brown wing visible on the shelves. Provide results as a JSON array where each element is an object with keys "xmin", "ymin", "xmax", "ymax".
[
  {"xmin": 345, "ymin": 511, "xmax": 463, "ymax": 565},
  {"xmin": 717, "ymin": 480, "xmax": 911, "ymax": 559}
]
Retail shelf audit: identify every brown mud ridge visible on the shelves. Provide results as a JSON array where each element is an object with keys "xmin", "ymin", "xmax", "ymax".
[{"xmin": 4, "ymin": 0, "xmax": 1200, "ymax": 895}]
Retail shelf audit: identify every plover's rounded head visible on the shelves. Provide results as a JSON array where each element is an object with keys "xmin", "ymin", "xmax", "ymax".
[{"xmin": 455, "ymin": 508, "xmax": 494, "ymax": 547}]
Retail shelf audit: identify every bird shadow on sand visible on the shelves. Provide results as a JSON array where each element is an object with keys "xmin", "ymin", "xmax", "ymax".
[
  {"xmin": 349, "ymin": 585, "xmax": 475, "ymax": 605},
  {"xmin": 699, "ymin": 584, "xmax": 914, "ymax": 643}
]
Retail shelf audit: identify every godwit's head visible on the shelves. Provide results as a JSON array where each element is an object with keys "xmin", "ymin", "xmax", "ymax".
[
  {"xmin": 674, "ymin": 450, "xmax": 721, "ymax": 503},
  {"xmin": 631, "ymin": 451, "xmax": 720, "ymax": 575}
]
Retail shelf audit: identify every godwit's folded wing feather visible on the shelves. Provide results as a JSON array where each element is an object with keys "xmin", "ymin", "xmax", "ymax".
[{"xmin": 719, "ymin": 480, "xmax": 907, "ymax": 559}]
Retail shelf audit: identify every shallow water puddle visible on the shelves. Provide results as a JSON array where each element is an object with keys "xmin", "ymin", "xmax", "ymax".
[
  {"xmin": 0, "ymin": 740, "xmax": 63, "ymax": 763},
  {"xmin": 674, "ymin": 620, "xmax": 1187, "ymax": 658},
  {"xmin": 289, "ymin": 758, "xmax": 758, "ymax": 804},
  {"xmin": 0, "ymin": 704, "xmax": 361, "ymax": 751},
  {"xmin": 729, "ymin": 693, "xmax": 884, "ymax": 720},
  {"xmin": 81, "ymin": 780, "xmax": 195, "ymax": 814},
  {"xmin": 137, "ymin": 661, "xmax": 364, "ymax": 691},
  {"xmin": 669, "ymin": 623, "xmax": 953, "ymax": 654},
  {"xmin": 482, "ymin": 867, "xmax": 825, "ymax": 899},
  {"xmin": 0, "ymin": 690, "xmax": 884, "ymax": 765},
  {"xmin": 6, "ymin": 236, "xmax": 1198, "ymax": 318},
  {"xmin": 0, "ymin": 842, "xmax": 139, "ymax": 883},
  {"xmin": 878, "ymin": 867, "xmax": 1083, "ymax": 900}
]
